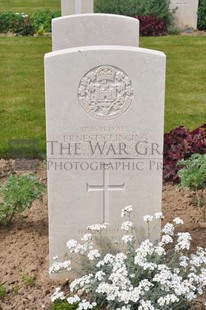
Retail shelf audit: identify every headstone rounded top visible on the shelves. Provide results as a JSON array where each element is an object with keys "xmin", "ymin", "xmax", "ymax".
[
  {"xmin": 52, "ymin": 13, "xmax": 139, "ymax": 51},
  {"xmin": 57, "ymin": 13, "xmax": 138, "ymax": 22}
]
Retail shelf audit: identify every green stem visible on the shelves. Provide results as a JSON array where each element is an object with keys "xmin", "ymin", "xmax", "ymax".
[
  {"xmin": 7, "ymin": 203, "xmax": 19, "ymax": 224},
  {"xmin": 202, "ymin": 190, "xmax": 206, "ymax": 221},
  {"xmin": 195, "ymin": 189, "xmax": 201, "ymax": 208},
  {"xmin": 195, "ymin": 189, "xmax": 204, "ymax": 220}
]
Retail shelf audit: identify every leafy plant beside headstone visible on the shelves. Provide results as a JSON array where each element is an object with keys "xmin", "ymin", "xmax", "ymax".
[
  {"xmin": 198, "ymin": 0, "xmax": 206, "ymax": 30},
  {"xmin": 163, "ymin": 124, "xmax": 206, "ymax": 184},
  {"xmin": 0, "ymin": 174, "xmax": 45, "ymax": 225},
  {"xmin": 95, "ymin": 0, "xmax": 172, "ymax": 23},
  {"xmin": 136, "ymin": 16, "xmax": 168, "ymax": 36},
  {"xmin": 135, "ymin": 0, "xmax": 173, "ymax": 25},
  {"xmin": 30, "ymin": 9, "xmax": 60, "ymax": 34},
  {"xmin": 50, "ymin": 300, "xmax": 100, "ymax": 310},
  {"xmin": 178, "ymin": 153, "xmax": 206, "ymax": 221},
  {"xmin": 95, "ymin": 0, "xmax": 173, "ymax": 35}
]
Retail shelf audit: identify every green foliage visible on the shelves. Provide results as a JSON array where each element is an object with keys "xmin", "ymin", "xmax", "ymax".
[
  {"xmin": 198, "ymin": 0, "xmax": 206, "ymax": 30},
  {"xmin": 95, "ymin": 0, "xmax": 137, "ymax": 16},
  {"xmin": 0, "ymin": 11, "xmax": 34, "ymax": 35},
  {"xmin": 0, "ymin": 9, "xmax": 60, "ymax": 35},
  {"xmin": 94, "ymin": 0, "xmax": 173, "ymax": 25},
  {"xmin": 30, "ymin": 9, "xmax": 60, "ymax": 33},
  {"xmin": 136, "ymin": 0, "xmax": 173, "ymax": 25},
  {"xmin": 178, "ymin": 154, "xmax": 206, "ymax": 191},
  {"xmin": 12, "ymin": 284, "xmax": 20, "ymax": 295},
  {"xmin": 167, "ymin": 26, "xmax": 181, "ymax": 35},
  {"xmin": 0, "ymin": 282, "xmax": 7, "ymax": 300},
  {"xmin": 0, "ymin": 174, "xmax": 45, "ymax": 225},
  {"xmin": 21, "ymin": 273, "xmax": 35, "ymax": 287},
  {"xmin": 50, "ymin": 300, "xmax": 78, "ymax": 310},
  {"xmin": 50, "ymin": 300, "xmax": 100, "ymax": 310},
  {"xmin": 178, "ymin": 154, "xmax": 206, "ymax": 220}
]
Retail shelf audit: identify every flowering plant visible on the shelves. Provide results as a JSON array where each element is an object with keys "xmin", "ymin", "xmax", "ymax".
[
  {"xmin": 50, "ymin": 206, "xmax": 206, "ymax": 309},
  {"xmin": 178, "ymin": 153, "xmax": 206, "ymax": 222}
]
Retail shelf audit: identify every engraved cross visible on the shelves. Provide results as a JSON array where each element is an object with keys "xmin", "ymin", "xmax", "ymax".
[
  {"xmin": 75, "ymin": 0, "xmax": 82, "ymax": 14},
  {"xmin": 176, "ymin": 0, "xmax": 188, "ymax": 16},
  {"xmin": 86, "ymin": 169, "xmax": 125, "ymax": 223}
]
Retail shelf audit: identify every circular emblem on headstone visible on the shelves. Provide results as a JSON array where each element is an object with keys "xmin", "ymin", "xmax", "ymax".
[{"xmin": 78, "ymin": 65, "xmax": 134, "ymax": 120}]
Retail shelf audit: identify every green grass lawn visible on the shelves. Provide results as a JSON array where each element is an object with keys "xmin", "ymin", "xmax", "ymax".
[
  {"xmin": 0, "ymin": 35, "xmax": 206, "ymax": 157},
  {"xmin": 0, "ymin": 36, "xmax": 51, "ymax": 157},
  {"xmin": 0, "ymin": 0, "xmax": 60, "ymax": 14},
  {"xmin": 141, "ymin": 35, "xmax": 206, "ymax": 133}
]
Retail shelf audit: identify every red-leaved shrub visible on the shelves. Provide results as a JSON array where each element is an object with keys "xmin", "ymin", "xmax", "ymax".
[
  {"xmin": 136, "ymin": 16, "xmax": 168, "ymax": 36},
  {"xmin": 163, "ymin": 124, "xmax": 206, "ymax": 184}
]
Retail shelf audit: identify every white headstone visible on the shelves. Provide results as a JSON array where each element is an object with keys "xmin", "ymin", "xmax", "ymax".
[
  {"xmin": 61, "ymin": 0, "xmax": 93, "ymax": 16},
  {"xmin": 170, "ymin": 0, "xmax": 199, "ymax": 30},
  {"xmin": 52, "ymin": 14, "xmax": 139, "ymax": 51},
  {"xmin": 45, "ymin": 15, "xmax": 166, "ymax": 279}
]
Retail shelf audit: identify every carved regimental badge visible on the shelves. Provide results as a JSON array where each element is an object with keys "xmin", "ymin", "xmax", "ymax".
[{"xmin": 78, "ymin": 65, "xmax": 134, "ymax": 120}]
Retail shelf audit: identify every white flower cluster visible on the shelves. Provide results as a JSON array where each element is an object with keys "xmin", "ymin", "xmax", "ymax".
[
  {"xmin": 122, "ymin": 234, "xmax": 134, "ymax": 244},
  {"xmin": 67, "ymin": 294, "xmax": 80, "ymax": 304},
  {"xmin": 67, "ymin": 294, "xmax": 97, "ymax": 310},
  {"xmin": 70, "ymin": 274, "xmax": 93, "ymax": 292},
  {"xmin": 173, "ymin": 217, "xmax": 184, "ymax": 225},
  {"xmin": 143, "ymin": 215, "xmax": 153, "ymax": 223},
  {"xmin": 77, "ymin": 300, "xmax": 97, "ymax": 310},
  {"xmin": 15, "ymin": 12, "xmax": 28, "ymax": 18},
  {"xmin": 51, "ymin": 206, "xmax": 206, "ymax": 309},
  {"xmin": 87, "ymin": 249, "xmax": 101, "ymax": 261},
  {"xmin": 67, "ymin": 238, "xmax": 93, "ymax": 255},
  {"xmin": 121, "ymin": 221, "xmax": 134, "ymax": 231},
  {"xmin": 143, "ymin": 212, "xmax": 164, "ymax": 223},
  {"xmin": 49, "ymin": 260, "xmax": 71, "ymax": 274},
  {"xmin": 87, "ymin": 223, "xmax": 108, "ymax": 231},
  {"xmin": 121, "ymin": 205, "xmax": 133, "ymax": 218},
  {"xmin": 51, "ymin": 287, "xmax": 65, "ymax": 303},
  {"xmin": 175, "ymin": 232, "xmax": 191, "ymax": 251},
  {"xmin": 157, "ymin": 294, "xmax": 179, "ymax": 306}
]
